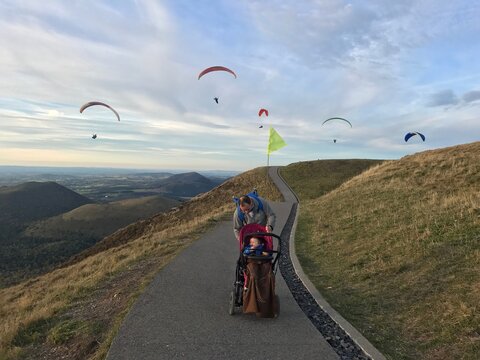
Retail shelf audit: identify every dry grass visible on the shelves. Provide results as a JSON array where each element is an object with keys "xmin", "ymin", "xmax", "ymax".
[
  {"xmin": 280, "ymin": 159, "xmax": 382, "ymax": 201},
  {"xmin": 286, "ymin": 142, "xmax": 480, "ymax": 359},
  {"xmin": 0, "ymin": 167, "xmax": 282, "ymax": 359},
  {"xmin": 25, "ymin": 195, "xmax": 180, "ymax": 239}
]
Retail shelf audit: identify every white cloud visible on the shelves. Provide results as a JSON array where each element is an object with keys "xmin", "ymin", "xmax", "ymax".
[{"xmin": 0, "ymin": 1, "xmax": 479, "ymax": 170}]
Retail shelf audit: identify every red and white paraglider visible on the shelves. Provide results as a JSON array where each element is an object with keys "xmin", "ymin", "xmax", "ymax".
[
  {"xmin": 258, "ymin": 108, "xmax": 269, "ymax": 128},
  {"xmin": 198, "ymin": 66, "xmax": 237, "ymax": 80},
  {"xmin": 80, "ymin": 101, "xmax": 120, "ymax": 139},
  {"xmin": 80, "ymin": 101, "xmax": 120, "ymax": 121},
  {"xmin": 258, "ymin": 108, "xmax": 269, "ymax": 117}
]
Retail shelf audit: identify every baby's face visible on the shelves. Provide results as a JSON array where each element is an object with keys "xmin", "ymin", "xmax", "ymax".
[{"xmin": 250, "ymin": 237, "xmax": 260, "ymax": 248}]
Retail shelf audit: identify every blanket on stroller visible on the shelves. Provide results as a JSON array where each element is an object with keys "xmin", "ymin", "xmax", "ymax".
[{"xmin": 243, "ymin": 259, "xmax": 276, "ymax": 318}]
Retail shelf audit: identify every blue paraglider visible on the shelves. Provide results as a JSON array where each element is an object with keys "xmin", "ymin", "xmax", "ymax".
[{"xmin": 404, "ymin": 132, "xmax": 426, "ymax": 142}]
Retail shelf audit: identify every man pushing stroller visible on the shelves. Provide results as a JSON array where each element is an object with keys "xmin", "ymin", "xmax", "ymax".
[
  {"xmin": 232, "ymin": 191, "xmax": 276, "ymax": 240},
  {"xmin": 230, "ymin": 190, "xmax": 280, "ymax": 318}
]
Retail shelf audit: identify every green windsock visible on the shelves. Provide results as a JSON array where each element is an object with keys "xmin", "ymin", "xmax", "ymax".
[{"xmin": 267, "ymin": 126, "xmax": 287, "ymax": 154}]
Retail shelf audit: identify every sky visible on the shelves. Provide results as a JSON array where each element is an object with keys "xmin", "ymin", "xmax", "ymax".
[{"xmin": 0, "ymin": 0, "xmax": 479, "ymax": 171}]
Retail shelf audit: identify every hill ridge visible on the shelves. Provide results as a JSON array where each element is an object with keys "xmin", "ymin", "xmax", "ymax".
[{"xmin": 0, "ymin": 181, "xmax": 92, "ymax": 223}]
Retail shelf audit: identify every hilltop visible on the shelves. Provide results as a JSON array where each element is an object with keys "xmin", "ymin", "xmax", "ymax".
[
  {"xmin": 281, "ymin": 142, "xmax": 480, "ymax": 359},
  {"xmin": 0, "ymin": 182, "xmax": 92, "ymax": 224},
  {"xmin": 25, "ymin": 195, "xmax": 180, "ymax": 240},
  {"xmin": 280, "ymin": 159, "xmax": 382, "ymax": 200},
  {"xmin": 150, "ymin": 172, "xmax": 218, "ymax": 198}
]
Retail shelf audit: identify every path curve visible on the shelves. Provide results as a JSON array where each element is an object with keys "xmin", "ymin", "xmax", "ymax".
[{"xmin": 107, "ymin": 171, "xmax": 339, "ymax": 359}]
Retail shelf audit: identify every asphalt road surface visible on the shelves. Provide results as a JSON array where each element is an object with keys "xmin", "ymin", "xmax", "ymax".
[{"xmin": 107, "ymin": 168, "xmax": 338, "ymax": 360}]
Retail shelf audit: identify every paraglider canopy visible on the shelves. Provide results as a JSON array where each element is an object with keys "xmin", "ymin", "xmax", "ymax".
[
  {"xmin": 322, "ymin": 117, "xmax": 352, "ymax": 127},
  {"xmin": 404, "ymin": 132, "xmax": 426, "ymax": 142},
  {"xmin": 80, "ymin": 101, "xmax": 120, "ymax": 121},
  {"xmin": 198, "ymin": 66, "xmax": 237, "ymax": 80},
  {"xmin": 92, "ymin": 134, "xmax": 97, "ymax": 139},
  {"xmin": 259, "ymin": 108, "xmax": 269, "ymax": 117}
]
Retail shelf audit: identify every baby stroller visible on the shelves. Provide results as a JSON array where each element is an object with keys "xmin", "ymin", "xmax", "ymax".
[{"xmin": 229, "ymin": 223, "xmax": 281, "ymax": 318}]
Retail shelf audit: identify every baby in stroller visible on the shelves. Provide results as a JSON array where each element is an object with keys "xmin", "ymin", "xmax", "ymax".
[
  {"xmin": 243, "ymin": 237, "xmax": 269, "ymax": 256},
  {"xmin": 229, "ymin": 223, "xmax": 280, "ymax": 318}
]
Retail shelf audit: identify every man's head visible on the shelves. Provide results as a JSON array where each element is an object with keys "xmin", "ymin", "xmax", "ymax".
[{"xmin": 239, "ymin": 195, "xmax": 253, "ymax": 213}]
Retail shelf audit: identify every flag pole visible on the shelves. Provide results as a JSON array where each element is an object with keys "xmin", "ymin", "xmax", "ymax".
[
  {"xmin": 266, "ymin": 153, "xmax": 270, "ymax": 185},
  {"xmin": 266, "ymin": 127, "xmax": 270, "ymax": 185}
]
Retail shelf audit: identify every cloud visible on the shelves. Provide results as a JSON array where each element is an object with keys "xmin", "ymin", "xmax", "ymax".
[
  {"xmin": 244, "ymin": 0, "xmax": 464, "ymax": 75},
  {"xmin": 426, "ymin": 89, "xmax": 459, "ymax": 107},
  {"xmin": 462, "ymin": 90, "xmax": 480, "ymax": 103},
  {"xmin": 1, "ymin": 1, "xmax": 480, "ymax": 170},
  {"xmin": 425, "ymin": 88, "xmax": 480, "ymax": 108}
]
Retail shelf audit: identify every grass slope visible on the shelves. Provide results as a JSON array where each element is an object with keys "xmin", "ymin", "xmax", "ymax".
[
  {"xmin": 281, "ymin": 142, "xmax": 480, "ymax": 359},
  {"xmin": 0, "ymin": 196, "xmax": 180, "ymax": 288},
  {"xmin": 280, "ymin": 159, "xmax": 382, "ymax": 200},
  {"xmin": 0, "ymin": 182, "xmax": 92, "ymax": 224},
  {"xmin": 25, "ymin": 195, "xmax": 180, "ymax": 240},
  {"xmin": 0, "ymin": 167, "xmax": 282, "ymax": 360}
]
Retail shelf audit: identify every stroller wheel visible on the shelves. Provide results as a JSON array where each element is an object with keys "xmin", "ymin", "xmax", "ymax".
[
  {"xmin": 274, "ymin": 295, "xmax": 280, "ymax": 318},
  {"xmin": 228, "ymin": 291, "xmax": 235, "ymax": 315}
]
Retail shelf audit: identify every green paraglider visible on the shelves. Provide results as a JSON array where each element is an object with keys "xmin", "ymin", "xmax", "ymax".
[{"xmin": 322, "ymin": 117, "xmax": 352, "ymax": 127}]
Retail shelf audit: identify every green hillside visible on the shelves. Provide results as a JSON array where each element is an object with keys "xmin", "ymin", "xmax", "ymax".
[
  {"xmin": 0, "ymin": 182, "xmax": 92, "ymax": 223},
  {"xmin": 280, "ymin": 142, "xmax": 480, "ymax": 359},
  {"xmin": 150, "ymin": 171, "xmax": 217, "ymax": 197},
  {"xmin": 25, "ymin": 195, "xmax": 180, "ymax": 240},
  {"xmin": 0, "ymin": 182, "xmax": 92, "ymax": 240},
  {"xmin": 0, "ymin": 167, "xmax": 282, "ymax": 360},
  {"xmin": 280, "ymin": 159, "xmax": 382, "ymax": 200},
  {"xmin": 0, "ymin": 195, "xmax": 179, "ymax": 288}
]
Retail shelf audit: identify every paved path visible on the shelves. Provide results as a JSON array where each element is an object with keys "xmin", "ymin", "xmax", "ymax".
[{"xmin": 107, "ymin": 169, "xmax": 338, "ymax": 359}]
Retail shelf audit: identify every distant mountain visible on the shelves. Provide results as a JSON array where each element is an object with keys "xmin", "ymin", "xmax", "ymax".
[
  {"xmin": 0, "ymin": 182, "xmax": 92, "ymax": 224},
  {"xmin": 151, "ymin": 172, "xmax": 217, "ymax": 197},
  {"xmin": 25, "ymin": 195, "xmax": 180, "ymax": 240},
  {"xmin": 0, "ymin": 193, "xmax": 179, "ymax": 287}
]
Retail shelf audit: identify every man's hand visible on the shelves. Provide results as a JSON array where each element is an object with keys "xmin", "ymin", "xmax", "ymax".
[{"xmin": 266, "ymin": 225, "xmax": 272, "ymax": 233}]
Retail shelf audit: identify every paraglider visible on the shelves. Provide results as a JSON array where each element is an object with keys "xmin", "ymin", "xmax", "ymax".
[
  {"xmin": 214, "ymin": 97, "xmax": 219, "ymax": 104},
  {"xmin": 198, "ymin": 66, "xmax": 237, "ymax": 80},
  {"xmin": 258, "ymin": 109, "xmax": 269, "ymax": 128},
  {"xmin": 322, "ymin": 117, "xmax": 352, "ymax": 143},
  {"xmin": 80, "ymin": 101, "xmax": 120, "ymax": 121},
  {"xmin": 322, "ymin": 117, "xmax": 352, "ymax": 127},
  {"xmin": 258, "ymin": 108, "xmax": 269, "ymax": 117},
  {"xmin": 92, "ymin": 134, "xmax": 97, "ymax": 139},
  {"xmin": 404, "ymin": 132, "xmax": 426, "ymax": 142}
]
